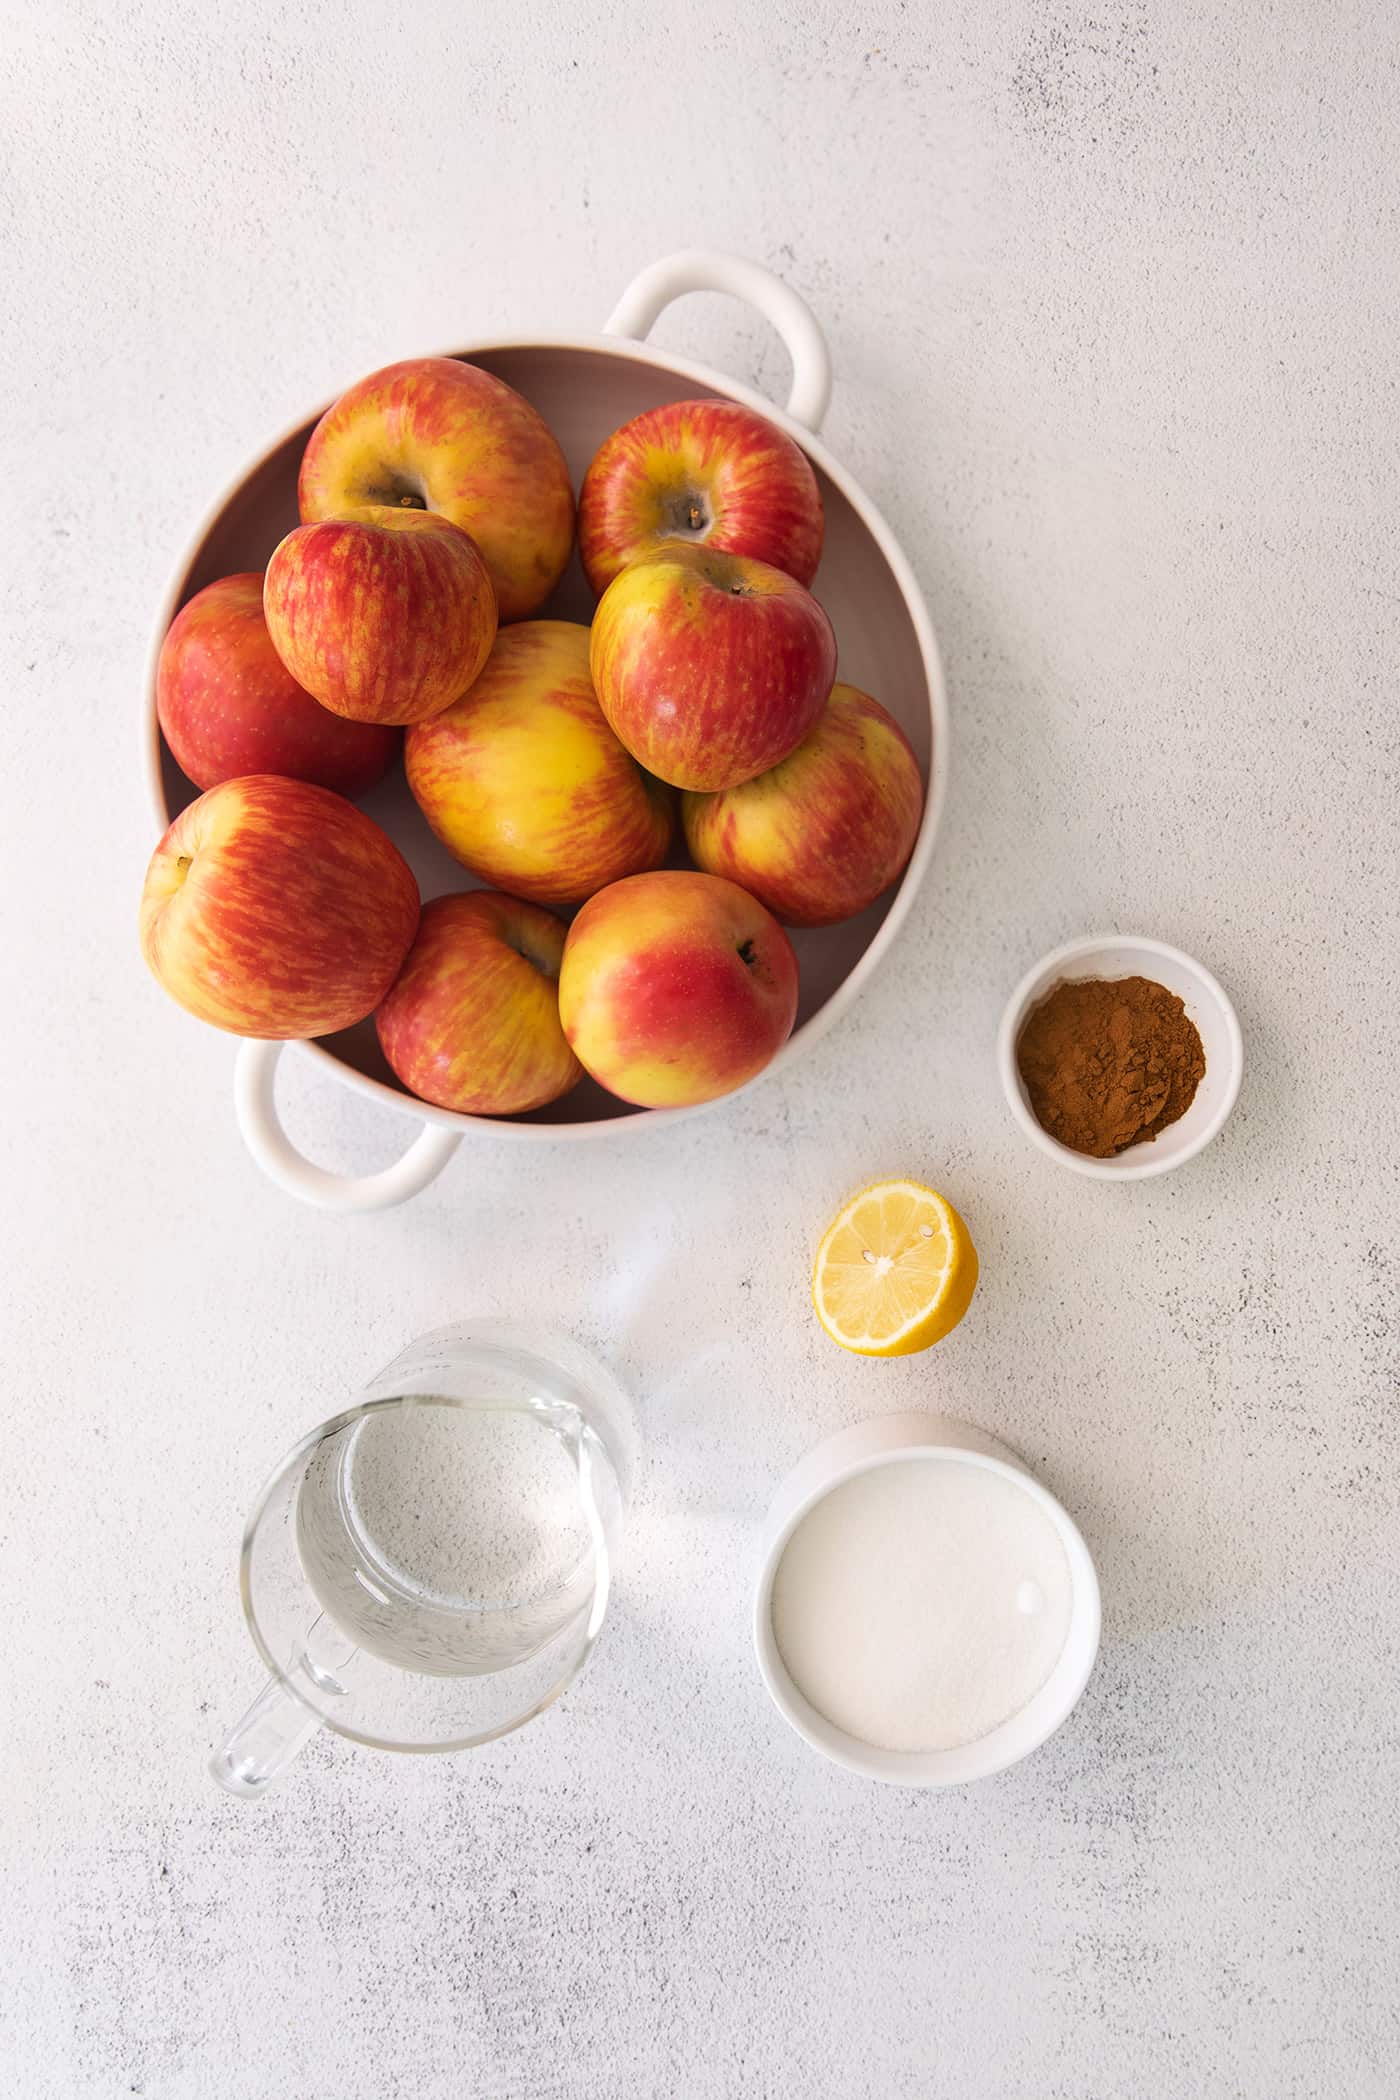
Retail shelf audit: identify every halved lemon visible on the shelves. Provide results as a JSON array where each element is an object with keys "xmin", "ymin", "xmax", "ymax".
[{"xmin": 812, "ymin": 1179, "xmax": 979, "ymax": 1357}]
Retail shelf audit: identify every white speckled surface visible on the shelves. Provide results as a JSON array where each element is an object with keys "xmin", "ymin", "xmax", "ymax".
[{"xmin": 5, "ymin": 3, "xmax": 1399, "ymax": 2094}]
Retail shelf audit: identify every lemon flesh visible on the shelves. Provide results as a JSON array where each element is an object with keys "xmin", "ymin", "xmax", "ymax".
[{"xmin": 812, "ymin": 1179, "xmax": 978, "ymax": 1357}]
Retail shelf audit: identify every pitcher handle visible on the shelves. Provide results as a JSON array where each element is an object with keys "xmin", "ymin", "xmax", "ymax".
[
  {"xmin": 210, "ymin": 1672, "xmax": 326, "ymax": 1798},
  {"xmin": 605, "ymin": 249, "xmax": 832, "ymax": 434},
  {"xmin": 235, "ymin": 1040, "xmax": 460, "ymax": 1213}
]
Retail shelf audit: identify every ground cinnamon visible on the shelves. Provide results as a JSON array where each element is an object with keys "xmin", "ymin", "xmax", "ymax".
[{"xmin": 1016, "ymin": 975, "xmax": 1206, "ymax": 1158}]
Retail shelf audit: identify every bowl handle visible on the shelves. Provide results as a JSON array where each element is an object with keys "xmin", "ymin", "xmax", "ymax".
[
  {"xmin": 234, "ymin": 1040, "xmax": 460, "ymax": 1213},
  {"xmin": 605, "ymin": 250, "xmax": 832, "ymax": 434}
]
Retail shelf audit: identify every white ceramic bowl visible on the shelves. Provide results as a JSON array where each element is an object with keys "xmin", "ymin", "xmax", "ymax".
[
  {"xmin": 753, "ymin": 1413, "xmax": 1101, "ymax": 1786},
  {"xmin": 998, "ymin": 934, "xmax": 1244, "ymax": 1182},
  {"xmin": 144, "ymin": 251, "xmax": 948, "ymax": 1211}
]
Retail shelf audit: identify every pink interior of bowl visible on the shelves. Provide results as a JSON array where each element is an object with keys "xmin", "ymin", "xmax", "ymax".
[{"xmin": 153, "ymin": 343, "xmax": 937, "ymax": 1128}]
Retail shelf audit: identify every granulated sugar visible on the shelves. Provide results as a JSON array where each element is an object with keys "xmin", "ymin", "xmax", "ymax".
[{"xmin": 770, "ymin": 1457, "xmax": 1073, "ymax": 1753}]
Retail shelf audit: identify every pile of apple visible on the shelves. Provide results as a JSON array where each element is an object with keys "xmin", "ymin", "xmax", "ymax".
[{"xmin": 140, "ymin": 357, "xmax": 924, "ymax": 1116}]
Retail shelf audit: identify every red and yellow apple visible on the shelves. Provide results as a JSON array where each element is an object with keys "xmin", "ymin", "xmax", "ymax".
[
  {"xmin": 589, "ymin": 544, "xmax": 836, "ymax": 792},
  {"xmin": 405, "ymin": 621, "xmax": 672, "ymax": 906},
  {"xmin": 264, "ymin": 507, "xmax": 496, "ymax": 726},
  {"xmin": 578, "ymin": 398, "xmax": 824, "ymax": 594},
  {"xmin": 298, "ymin": 357, "xmax": 574, "ymax": 621},
  {"xmin": 682, "ymin": 683, "xmax": 924, "ymax": 926},
  {"xmin": 139, "ymin": 775, "xmax": 419, "ymax": 1038},
  {"xmin": 376, "ymin": 891, "xmax": 581, "ymax": 1116},
  {"xmin": 156, "ymin": 573, "xmax": 399, "ymax": 796},
  {"xmin": 557, "ymin": 870, "xmax": 798, "ymax": 1108}
]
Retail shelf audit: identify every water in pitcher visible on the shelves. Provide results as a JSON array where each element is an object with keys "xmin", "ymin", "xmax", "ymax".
[{"xmin": 295, "ymin": 1396, "xmax": 611, "ymax": 1677}]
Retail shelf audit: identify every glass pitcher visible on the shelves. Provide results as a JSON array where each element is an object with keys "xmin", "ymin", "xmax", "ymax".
[{"xmin": 210, "ymin": 1321, "xmax": 632, "ymax": 1797}]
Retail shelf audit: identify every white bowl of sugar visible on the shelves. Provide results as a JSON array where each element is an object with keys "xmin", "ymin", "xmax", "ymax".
[{"xmin": 753, "ymin": 1414, "xmax": 1100, "ymax": 1784}]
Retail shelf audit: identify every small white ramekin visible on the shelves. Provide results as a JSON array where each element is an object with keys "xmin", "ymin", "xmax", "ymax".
[
  {"xmin": 753, "ymin": 1413, "xmax": 1100, "ymax": 1786},
  {"xmin": 998, "ymin": 933, "xmax": 1244, "ymax": 1182}
]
